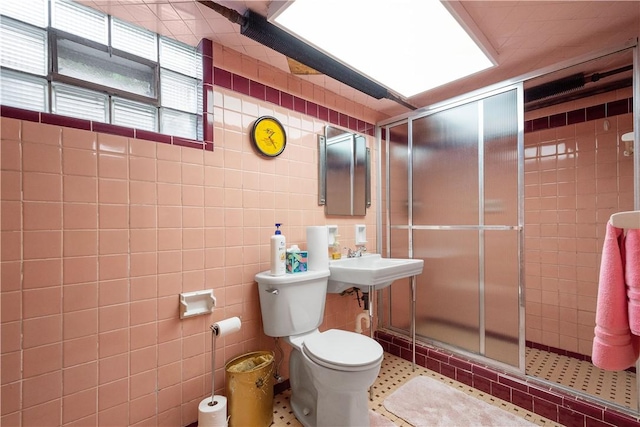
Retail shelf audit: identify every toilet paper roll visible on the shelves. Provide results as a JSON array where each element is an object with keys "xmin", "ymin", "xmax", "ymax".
[
  {"xmin": 307, "ymin": 226, "xmax": 329, "ymax": 271},
  {"xmin": 212, "ymin": 317, "xmax": 241, "ymax": 338},
  {"xmin": 198, "ymin": 395, "xmax": 228, "ymax": 427}
]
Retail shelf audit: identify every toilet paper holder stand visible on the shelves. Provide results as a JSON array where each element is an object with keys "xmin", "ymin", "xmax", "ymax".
[{"xmin": 179, "ymin": 289, "xmax": 216, "ymax": 319}]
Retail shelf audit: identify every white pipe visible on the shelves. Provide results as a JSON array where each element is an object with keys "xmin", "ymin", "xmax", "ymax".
[{"xmin": 355, "ymin": 311, "xmax": 370, "ymax": 333}]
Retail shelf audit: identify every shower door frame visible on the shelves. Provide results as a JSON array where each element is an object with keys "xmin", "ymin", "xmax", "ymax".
[
  {"xmin": 378, "ymin": 83, "xmax": 526, "ymax": 375},
  {"xmin": 375, "ymin": 38, "xmax": 640, "ymax": 412}
]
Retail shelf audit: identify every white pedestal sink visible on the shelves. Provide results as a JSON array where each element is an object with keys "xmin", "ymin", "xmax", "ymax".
[{"xmin": 327, "ymin": 253, "xmax": 424, "ymax": 293}]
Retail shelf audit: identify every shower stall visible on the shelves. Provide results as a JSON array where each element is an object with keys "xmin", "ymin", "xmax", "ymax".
[
  {"xmin": 379, "ymin": 85, "xmax": 524, "ymax": 372},
  {"xmin": 376, "ymin": 43, "xmax": 639, "ymax": 414}
]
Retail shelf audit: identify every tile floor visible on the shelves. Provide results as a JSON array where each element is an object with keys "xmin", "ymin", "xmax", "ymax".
[
  {"xmin": 271, "ymin": 353, "xmax": 561, "ymax": 427},
  {"xmin": 526, "ymin": 347, "xmax": 636, "ymax": 409}
]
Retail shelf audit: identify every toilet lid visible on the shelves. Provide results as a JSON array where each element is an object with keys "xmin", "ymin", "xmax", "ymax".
[{"xmin": 303, "ymin": 329, "xmax": 383, "ymax": 371}]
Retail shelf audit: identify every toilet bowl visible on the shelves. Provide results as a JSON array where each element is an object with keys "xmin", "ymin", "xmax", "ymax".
[
  {"xmin": 287, "ymin": 329, "xmax": 383, "ymax": 427},
  {"xmin": 255, "ymin": 270, "xmax": 383, "ymax": 427}
]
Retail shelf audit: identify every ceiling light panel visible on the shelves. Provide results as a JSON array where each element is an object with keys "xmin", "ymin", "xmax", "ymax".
[{"xmin": 270, "ymin": 0, "xmax": 495, "ymax": 98}]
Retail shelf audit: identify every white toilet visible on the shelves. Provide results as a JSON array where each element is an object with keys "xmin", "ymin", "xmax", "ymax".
[{"xmin": 255, "ymin": 269, "xmax": 383, "ymax": 427}]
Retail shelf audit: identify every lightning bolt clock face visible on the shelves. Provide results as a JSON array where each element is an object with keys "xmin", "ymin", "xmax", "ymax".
[{"xmin": 251, "ymin": 116, "xmax": 286, "ymax": 157}]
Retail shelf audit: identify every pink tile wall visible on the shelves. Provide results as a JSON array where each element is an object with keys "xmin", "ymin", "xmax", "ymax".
[
  {"xmin": 524, "ymin": 99, "xmax": 634, "ymax": 358},
  {"xmin": 0, "ymin": 68, "xmax": 377, "ymax": 427}
]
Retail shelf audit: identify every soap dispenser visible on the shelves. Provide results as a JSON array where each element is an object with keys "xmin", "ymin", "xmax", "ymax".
[{"xmin": 270, "ymin": 223, "xmax": 286, "ymax": 276}]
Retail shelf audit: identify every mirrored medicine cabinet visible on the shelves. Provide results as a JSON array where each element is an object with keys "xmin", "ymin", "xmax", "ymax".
[{"xmin": 318, "ymin": 126, "xmax": 371, "ymax": 216}]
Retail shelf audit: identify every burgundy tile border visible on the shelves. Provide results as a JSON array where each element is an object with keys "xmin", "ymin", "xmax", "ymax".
[
  {"xmin": 93, "ymin": 121, "xmax": 135, "ymax": 137},
  {"xmin": 206, "ymin": 67, "xmax": 375, "ymax": 136},
  {"xmin": 173, "ymin": 137, "xmax": 206, "ymax": 150},
  {"xmin": 375, "ymin": 331, "xmax": 640, "ymax": 427},
  {"xmin": 135, "ymin": 129, "xmax": 172, "ymax": 145},
  {"xmin": 525, "ymin": 97, "xmax": 632, "ymax": 132},
  {"xmin": 0, "ymin": 106, "xmax": 211, "ymax": 150},
  {"xmin": 0, "ymin": 105, "xmax": 40, "ymax": 122},
  {"xmin": 41, "ymin": 112, "xmax": 92, "ymax": 130}
]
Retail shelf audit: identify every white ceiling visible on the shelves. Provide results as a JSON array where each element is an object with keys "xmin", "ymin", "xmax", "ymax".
[{"xmin": 79, "ymin": 0, "xmax": 640, "ymax": 118}]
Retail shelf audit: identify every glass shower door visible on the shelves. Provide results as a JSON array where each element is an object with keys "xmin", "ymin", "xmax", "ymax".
[{"xmin": 386, "ymin": 86, "xmax": 523, "ymax": 369}]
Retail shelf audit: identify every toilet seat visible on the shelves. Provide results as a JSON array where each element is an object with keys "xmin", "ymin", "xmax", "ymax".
[{"xmin": 302, "ymin": 329, "xmax": 383, "ymax": 372}]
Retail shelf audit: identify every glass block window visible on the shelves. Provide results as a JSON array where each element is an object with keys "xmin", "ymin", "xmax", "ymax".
[
  {"xmin": 52, "ymin": 83, "xmax": 109, "ymax": 122},
  {"xmin": 161, "ymin": 36, "xmax": 202, "ymax": 79},
  {"xmin": 112, "ymin": 18, "xmax": 158, "ymax": 62},
  {"xmin": 52, "ymin": 0, "xmax": 108, "ymax": 44},
  {"xmin": 0, "ymin": 19, "xmax": 48, "ymax": 76},
  {"xmin": 113, "ymin": 97, "xmax": 158, "ymax": 131},
  {"xmin": 0, "ymin": 69, "xmax": 48, "ymax": 112},
  {"xmin": 1, "ymin": 0, "xmax": 203, "ymax": 141},
  {"xmin": 0, "ymin": 0, "xmax": 48, "ymax": 28},
  {"xmin": 161, "ymin": 69, "xmax": 200, "ymax": 114}
]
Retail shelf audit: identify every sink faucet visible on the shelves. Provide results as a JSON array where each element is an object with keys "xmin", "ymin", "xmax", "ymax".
[{"xmin": 347, "ymin": 245, "xmax": 367, "ymax": 258}]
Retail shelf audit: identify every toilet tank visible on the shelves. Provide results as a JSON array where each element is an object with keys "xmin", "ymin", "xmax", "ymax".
[{"xmin": 255, "ymin": 270, "xmax": 330, "ymax": 337}]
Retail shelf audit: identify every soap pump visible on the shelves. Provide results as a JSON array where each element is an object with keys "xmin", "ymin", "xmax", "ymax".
[{"xmin": 270, "ymin": 223, "xmax": 286, "ymax": 276}]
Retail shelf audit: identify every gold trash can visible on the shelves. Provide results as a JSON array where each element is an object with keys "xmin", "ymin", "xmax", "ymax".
[{"xmin": 225, "ymin": 351, "xmax": 274, "ymax": 427}]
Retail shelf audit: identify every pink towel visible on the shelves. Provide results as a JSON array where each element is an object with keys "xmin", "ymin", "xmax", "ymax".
[
  {"xmin": 592, "ymin": 223, "xmax": 639, "ymax": 371},
  {"xmin": 627, "ymin": 229, "xmax": 640, "ymax": 335}
]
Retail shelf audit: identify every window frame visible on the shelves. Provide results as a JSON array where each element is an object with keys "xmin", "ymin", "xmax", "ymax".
[{"xmin": 49, "ymin": 26, "xmax": 161, "ymax": 109}]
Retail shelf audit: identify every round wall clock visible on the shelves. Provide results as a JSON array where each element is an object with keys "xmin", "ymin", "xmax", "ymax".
[{"xmin": 251, "ymin": 116, "xmax": 287, "ymax": 157}]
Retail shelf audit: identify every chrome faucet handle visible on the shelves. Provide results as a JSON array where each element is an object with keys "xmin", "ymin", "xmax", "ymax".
[{"xmin": 347, "ymin": 246, "xmax": 367, "ymax": 258}]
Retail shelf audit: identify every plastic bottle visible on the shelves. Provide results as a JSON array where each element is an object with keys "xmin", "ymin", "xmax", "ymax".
[
  {"xmin": 330, "ymin": 234, "xmax": 342, "ymax": 259},
  {"xmin": 270, "ymin": 223, "xmax": 286, "ymax": 276}
]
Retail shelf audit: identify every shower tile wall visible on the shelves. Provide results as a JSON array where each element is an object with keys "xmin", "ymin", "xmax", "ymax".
[
  {"xmin": 0, "ymin": 42, "xmax": 377, "ymax": 426},
  {"xmin": 524, "ymin": 89, "xmax": 634, "ymax": 358}
]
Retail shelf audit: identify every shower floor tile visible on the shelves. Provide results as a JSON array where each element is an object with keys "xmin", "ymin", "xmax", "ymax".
[
  {"xmin": 526, "ymin": 347, "xmax": 636, "ymax": 408},
  {"xmin": 271, "ymin": 352, "xmax": 560, "ymax": 427}
]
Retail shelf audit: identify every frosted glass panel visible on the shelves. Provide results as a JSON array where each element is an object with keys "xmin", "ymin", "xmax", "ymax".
[
  {"xmin": 57, "ymin": 37, "xmax": 156, "ymax": 98},
  {"xmin": 485, "ymin": 230, "xmax": 520, "ymax": 366},
  {"xmin": 388, "ymin": 228, "xmax": 411, "ymax": 331},
  {"xmin": 388, "ymin": 123, "xmax": 409, "ymax": 225},
  {"xmin": 484, "ymin": 90, "xmax": 519, "ymax": 226},
  {"xmin": 385, "ymin": 86, "xmax": 521, "ymax": 369},
  {"xmin": 414, "ymin": 229, "xmax": 480, "ymax": 353},
  {"xmin": 413, "ymin": 103, "xmax": 479, "ymax": 225}
]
